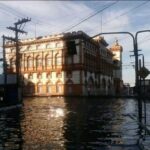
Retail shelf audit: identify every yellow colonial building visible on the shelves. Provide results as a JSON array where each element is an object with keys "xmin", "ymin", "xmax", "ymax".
[{"xmin": 5, "ymin": 31, "xmax": 123, "ymax": 96}]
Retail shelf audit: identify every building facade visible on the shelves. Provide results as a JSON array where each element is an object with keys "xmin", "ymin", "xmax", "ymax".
[{"xmin": 5, "ymin": 31, "xmax": 123, "ymax": 96}]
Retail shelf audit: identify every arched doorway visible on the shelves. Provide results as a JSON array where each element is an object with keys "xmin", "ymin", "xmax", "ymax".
[
  {"xmin": 37, "ymin": 82, "xmax": 43, "ymax": 94},
  {"xmin": 56, "ymin": 81, "xmax": 63, "ymax": 94},
  {"xmin": 46, "ymin": 82, "xmax": 52, "ymax": 94},
  {"xmin": 26, "ymin": 82, "xmax": 34, "ymax": 95},
  {"xmin": 87, "ymin": 76, "xmax": 94, "ymax": 95}
]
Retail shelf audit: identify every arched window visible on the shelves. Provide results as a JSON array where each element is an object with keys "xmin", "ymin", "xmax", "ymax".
[
  {"xmin": 47, "ymin": 72, "xmax": 52, "ymax": 79},
  {"xmin": 55, "ymin": 53, "xmax": 62, "ymax": 66},
  {"xmin": 27, "ymin": 56, "xmax": 32, "ymax": 68},
  {"xmin": 46, "ymin": 82, "xmax": 52, "ymax": 93},
  {"xmin": 27, "ymin": 82, "xmax": 34, "ymax": 94},
  {"xmin": 28, "ymin": 74, "xmax": 33, "ymax": 80},
  {"xmin": 10, "ymin": 48, "xmax": 15, "ymax": 53},
  {"xmin": 56, "ymin": 81, "xmax": 62, "ymax": 93},
  {"xmin": 37, "ymin": 73, "xmax": 42, "ymax": 79},
  {"xmin": 46, "ymin": 44, "xmax": 51, "ymax": 49},
  {"xmin": 45, "ymin": 55, "xmax": 51, "ymax": 67},
  {"xmin": 37, "ymin": 82, "xmax": 42, "ymax": 93},
  {"xmin": 27, "ymin": 45, "xmax": 32, "ymax": 50},
  {"xmin": 10, "ymin": 58, "xmax": 15, "ymax": 68},
  {"xmin": 36, "ymin": 55, "xmax": 42, "ymax": 68},
  {"xmin": 36, "ymin": 44, "xmax": 41, "ymax": 50}
]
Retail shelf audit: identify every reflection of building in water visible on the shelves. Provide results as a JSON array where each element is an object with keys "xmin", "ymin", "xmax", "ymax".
[
  {"xmin": 21, "ymin": 97, "xmax": 66, "ymax": 149},
  {"xmin": 5, "ymin": 31, "xmax": 123, "ymax": 96},
  {"xmin": 0, "ymin": 108, "xmax": 23, "ymax": 150}
]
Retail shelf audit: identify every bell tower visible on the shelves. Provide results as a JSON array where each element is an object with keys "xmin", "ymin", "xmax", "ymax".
[
  {"xmin": 110, "ymin": 39, "xmax": 123, "ymax": 79},
  {"xmin": 110, "ymin": 39, "xmax": 123, "ymax": 95}
]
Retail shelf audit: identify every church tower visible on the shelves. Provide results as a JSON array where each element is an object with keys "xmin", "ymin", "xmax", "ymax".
[
  {"xmin": 110, "ymin": 39, "xmax": 123, "ymax": 95},
  {"xmin": 110, "ymin": 39, "xmax": 123, "ymax": 79}
]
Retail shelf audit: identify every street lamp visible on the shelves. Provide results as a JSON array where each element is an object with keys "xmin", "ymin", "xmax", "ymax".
[
  {"xmin": 138, "ymin": 53, "xmax": 147, "ymax": 136},
  {"xmin": 138, "ymin": 54, "xmax": 144, "ymax": 68},
  {"xmin": 92, "ymin": 30, "xmax": 150, "ymax": 123}
]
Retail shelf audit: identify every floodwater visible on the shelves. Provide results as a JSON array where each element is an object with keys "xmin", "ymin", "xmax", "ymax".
[{"xmin": 0, "ymin": 97, "xmax": 149, "ymax": 150}]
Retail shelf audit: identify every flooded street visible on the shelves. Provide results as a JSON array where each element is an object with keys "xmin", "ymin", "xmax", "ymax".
[{"xmin": 0, "ymin": 97, "xmax": 149, "ymax": 150}]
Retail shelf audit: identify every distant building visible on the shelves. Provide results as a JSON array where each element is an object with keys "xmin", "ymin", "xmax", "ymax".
[
  {"xmin": 140, "ymin": 79, "xmax": 150, "ymax": 97},
  {"xmin": 5, "ymin": 31, "xmax": 123, "ymax": 96},
  {"xmin": 123, "ymin": 83, "xmax": 130, "ymax": 96}
]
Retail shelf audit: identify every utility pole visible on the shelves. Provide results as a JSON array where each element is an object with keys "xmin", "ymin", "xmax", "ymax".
[
  {"xmin": 139, "ymin": 54, "xmax": 147, "ymax": 137},
  {"xmin": 2, "ymin": 35, "xmax": 16, "ymax": 103},
  {"xmin": 2, "ymin": 36, "xmax": 6, "ymax": 101},
  {"xmin": 7, "ymin": 18, "xmax": 31, "ymax": 102}
]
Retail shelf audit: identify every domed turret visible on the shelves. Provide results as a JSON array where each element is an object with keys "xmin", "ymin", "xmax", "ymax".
[{"xmin": 110, "ymin": 39, "xmax": 123, "ymax": 61}]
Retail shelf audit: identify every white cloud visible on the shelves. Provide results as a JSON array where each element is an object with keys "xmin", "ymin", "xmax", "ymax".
[
  {"xmin": 0, "ymin": 1, "xmax": 150, "ymax": 86},
  {"xmin": 0, "ymin": 1, "xmax": 94, "ymax": 34}
]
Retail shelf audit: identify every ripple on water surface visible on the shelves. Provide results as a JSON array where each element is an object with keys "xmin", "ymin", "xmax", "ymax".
[{"xmin": 0, "ymin": 97, "xmax": 147, "ymax": 149}]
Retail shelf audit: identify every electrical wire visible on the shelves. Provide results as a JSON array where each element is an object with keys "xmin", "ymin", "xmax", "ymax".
[
  {"xmin": 103, "ymin": 1, "xmax": 149, "ymax": 25},
  {"xmin": 62, "ymin": 1, "xmax": 119, "ymax": 32},
  {"xmin": 0, "ymin": 0, "xmax": 150, "ymax": 46},
  {"xmin": 0, "ymin": 1, "xmax": 119, "ymax": 37},
  {"xmin": 61, "ymin": 0, "xmax": 149, "ymax": 36}
]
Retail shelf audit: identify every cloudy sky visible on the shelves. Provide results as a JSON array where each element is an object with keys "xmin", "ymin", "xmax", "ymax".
[{"xmin": 0, "ymin": 0, "xmax": 150, "ymax": 86}]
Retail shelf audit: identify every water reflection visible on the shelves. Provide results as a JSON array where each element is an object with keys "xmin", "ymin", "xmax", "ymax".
[
  {"xmin": 0, "ymin": 107, "xmax": 22, "ymax": 149},
  {"xmin": 21, "ymin": 97, "xmax": 66, "ymax": 150},
  {"xmin": 63, "ymin": 98, "xmax": 138, "ymax": 149},
  {"xmin": 0, "ymin": 97, "xmax": 146, "ymax": 149}
]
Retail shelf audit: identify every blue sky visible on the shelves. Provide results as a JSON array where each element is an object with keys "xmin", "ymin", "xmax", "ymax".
[{"xmin": 0, "ymin": 0, "xmax": 150, "ymax": 86}]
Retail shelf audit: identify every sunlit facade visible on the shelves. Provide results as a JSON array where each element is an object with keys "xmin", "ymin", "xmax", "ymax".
[
  {"xmin": 110, "ymin": 40, "xmax": 123, "ymax": 95},
  {"xmin": 5, "ymin": 31, "xmax": 122, "ymax": 96}
]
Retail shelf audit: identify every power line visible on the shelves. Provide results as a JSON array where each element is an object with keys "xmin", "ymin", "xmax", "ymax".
[
  {"xmin": 62, "ymin": 1, "xmax": 119, "ymax": 32},
  {"xmin": 0, "ymin": 3, "xmax": 54, "ymax": 34},
  {"xmin": 99, "ymin": 1, "xmax": 150, "ymax": 46},
  {"xmin": 60, "ymin": 0, "xmax": 149, "ymax": 40},
  {"xmin": 7, "ymin": 18, "xmax": 31, "ymax": 101},
  {"xmin": 0, "ymin": 1, "xmax": 119, "ymax": 37},
  {"xmin": 138, "ymin": 35, "xmax": 150, "ymax": 45},
  {"xmin": 73, "ymin": 0, "xmax": 149, "ymax": 40},
  {"xmin": 0, "ymin": 1, "xmax": 149, "ymax": 44},
  {"xmin": 103, "ymin": 1, "xmax": 149, "ymax": 25}
]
